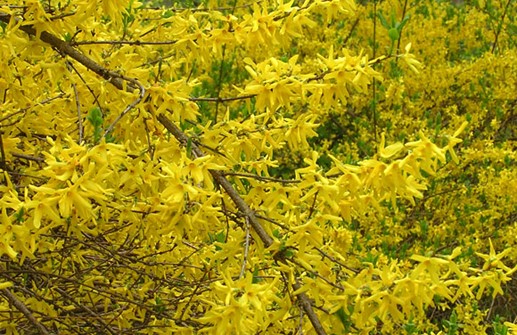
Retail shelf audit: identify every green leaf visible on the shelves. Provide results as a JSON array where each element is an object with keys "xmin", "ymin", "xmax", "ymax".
[
  {"xmin": 87, "ymin": 107, "xmax": 104, "ymax": 144},
  {"xmin": 334, "ymin": 306, "xmax": 352, "ymax": 332},
  {"xmin": 378, "ymin": 12, "xmax": 390, "ymax": 29},
  {"xmin": 388, "ymin": 27, "xmax": 400, "ymax": 41},
  {"xmin": 397, "ymin": 14, "xmax": 411, "ymax": 30},
  {"xmin": 0, "ymin": 21, "xmax": 7, "ymax": 35}
]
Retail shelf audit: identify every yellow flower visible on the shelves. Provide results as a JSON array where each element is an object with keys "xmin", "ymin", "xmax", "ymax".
[
  {"xmin": 378, "ymin": 133, "xmax": 404, "ymax": 159},
  {"xmin": 400, "ymin": 43, "xmax": 423, "ymax": 74},
  {"xmin": 476, "ymin": 238, "xmax": 513, "ymax": 272},
  {"xmin": 57, "ymin": 182, "xmax": 93, "ymax": 219},
  {"xmin": 504, "ymin": 322, "xmax": 517, "ymax": 335},
  {"xmin": 410, "ymin": 254, "xmax": 449, "ymax": 285},
  {"xmin": 0, "ymin": 281, "xmax": 13, "ymax": 290},
  {"xmin": 446, "ymin": 121, "xmax": 469, "ymax": 164},
  {"xmin": 0, "ymin": 208, "xmax": 17, "ymax": 260},
  {"xmin": 182, "ymin": 155, "xmax": 225, "ymax": 189}
]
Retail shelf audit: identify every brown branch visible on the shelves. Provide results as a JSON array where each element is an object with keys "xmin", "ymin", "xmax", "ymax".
[
  {"xmin": 239, "ymin": 216, "xmax": 251, "ymax": 279},
  {"xmin": 53, "ymin": 287, "xmax": 117, "ymax": 335},
  {"xmin": 491, "ymin": 0, "xmax": 513, "ymax": 54},
  {"xmin": 156, "ymin": 114, "xmax": 275, "ymax": 247},
  {"xmin": 2, "ymin": 12, "xmax": 328, "ymax": 335},
  {"xmin": 342, "ymin": 17, "xmax": 360, "ymax": 47},
  {"xmin": 292, "ymin": 280, "xmax": 327, "ymax": 335},
  {"xmin": 0, "ymin": 14, "xmax": 127, "ymax": 91},
  {"xmin": 189, "ymin": 94, "xmax": 256, "ymax": 102},
  {"xmin": 50, "ymin": 12, "xmax": 76, "ymax": 21},
  {"xmin": 11, "ymin": 153, "xmax": 45, "ymax": 163},
  {"xmin": 70, "ymin": 40, "xmax": 178, "ymax": 46},
  {"xmin": 1, "ymin": 288, "xmax": 53, "ymax": 335},
  {"xmin": 222, "ymin": 171, "xmax": 300, "ymax": 184},
  {"xmin": 0, "ymin": 131, "xmax": 5, "ymax": 171},
  {"xmin": 103, "ymin": 76, "xmax": 146, "ymax": 137},
  {"xmin": 140, "ymin": 2, "xmax": 260, "ymax": 12},
  {"xmin": 72, "ymin": 83, "xmax": 83, "ymax": 143}
]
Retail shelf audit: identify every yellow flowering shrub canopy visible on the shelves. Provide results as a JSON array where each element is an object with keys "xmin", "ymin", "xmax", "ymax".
[{"xmin": 0, "ymin": 0, "xmax": 515, "ymax": 334}]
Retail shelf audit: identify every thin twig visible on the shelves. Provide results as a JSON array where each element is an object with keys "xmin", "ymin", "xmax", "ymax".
[
  {"xmin": 11, "ymin": 153, "xmax": 45, "ymax": 162},
  {"xmin": 66, "ymin": 60, "xmax": 104, "ymax": 113},
  {"xmin": 223, "ymin": 171, "xmax": 300, "ymax": 184},
  {"xmin": 54, "ymin": 287, "xmax": 117, "ymax": 335},
  {"xmin": 372, "ymin": 1, "xmax": 378, "ymax": 142},
  {"xmin": 50, "ymin": 11, "xmax": 76, "ymax": 20},
  {"xmin": 140, "ymin": 2, "xmax": 259, "ymax": 12},
  {"xmin": 1, "ymin": 288, "xmax": 53, "ymax": 335},
  {"xmin": 342, "ymin": 17, "xmax": 360, "ymax": 47},
  {"xmin": 314, "ymin": 247, "xmax": 359, "ymax": 274},
  {"xmin": 0, "ymin": 93, "xmax": 66, "ymax": 126},
  {"xmin": 190, "ymin": 94, "xmax": 256, "ymax": 102},
  {"xmin": 288, "ymin": 259, "xmax": 345, "ymax": 291},
  {"xmin": 72, "ymin": 83, "xmax": 83, "ymax": 144},
  {"xmin": 396, "ymin": 0, "xmax": 409, "ymax": 55},
  {"xmin": 103, "ymin": 76, "xmax": 146, "ymax": 138},
  {"xmin": 255, "ymin": 213, "xmax": 294, "ymax": 232},
  {"xmin": 239, "ymin": 217, "xmax": 251, "ymax": 279},
  {"xmin": 0, "ymin": 131, "xmax": 5, "ymax": 171},
  {"xmin": 491, "ymin": 0, "xmax": 512, "ymax": 54},
  {"xmin": 70, "ymin": 40, "xmax": 178, "ymax": 46},
  {"xmin": 308, "ymin": 191, "xmax": 319, "ymax": 219}
]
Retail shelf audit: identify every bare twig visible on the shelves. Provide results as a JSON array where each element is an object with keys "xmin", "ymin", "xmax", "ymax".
[
  {"xmin": 54, "ymin": 287, "xmax": 117, "ymax": 335},
  {"xmin": 66, "ymin": 60, "xmax": 104, "ymax": 113},
  {"xmin": 1, "ymin": 288, "xmax": 53, "ymax": 335},
  {"xmin": 288, "ymin": 259, "xmax": 345, "ymax": 291},
  {"xmin": 103, "ymin": 76, "xmax": 146, "ymax": 138},
  {"xmin": 292, "ymin": 280, "xmax": 327, "ymax": 335},
  {"xmin": 72, "ymin": 83, "xmax": 83, "ymax": 143},
  {"xmin": 314, "ymin": 247, "xmax": 359, "ymax": 274},
  {"xmin": 223, "ymin": 171, "xmax": 300, "ymax": 184},
  {"xmin": 70, "ymin": 40, "xmax": 178, "ymax": 46},
  {"xmin": 50, "ymin": 11, "xmax": 76, "ymax": 20},
  {"xmin": 342, "ymin": 17, "xmax": 360, "ymax": 47},
  {"xmin": 190, "ymin": 94, "xmax": 256, "ymax": 102},
  {"xmin": 255, "ymin": 213, "xmax": 294, "ymax": 232},
  {"xmin": 0, "ymin": 131, "xmax": 5, "ymax": 171},
  {"xmin": 491, "ymin": 0, "xmax": 513, "ymax": 54},
  {"xmin": 140, "ymin": 2, "xmax": 259, "ymax": 12},
  {"xmin": 239, "ymin": 217, "xmax": 251, "ymax": 279},
  {"xmin": 11, "ymin": 153, "xmax": 45, "ymax": 163}
]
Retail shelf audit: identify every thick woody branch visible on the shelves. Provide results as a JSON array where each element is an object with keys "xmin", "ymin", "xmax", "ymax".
[
  {"xmin": 156, "ymin": 114, "xmax": 274, "ymax": 247},
  {"xmin": 0, "ymin": 12, "xmax": 327, "ymax": 335}
]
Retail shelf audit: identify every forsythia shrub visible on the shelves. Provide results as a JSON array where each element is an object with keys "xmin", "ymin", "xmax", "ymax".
[{"xmin": 0, "ymin": 0, "xmax": 515, "ymax": 334}]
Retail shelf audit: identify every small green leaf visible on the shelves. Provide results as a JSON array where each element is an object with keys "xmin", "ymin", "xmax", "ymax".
[
  {"xmin": 15, "ymin": 207, "xmax": 25, "ymax": 223},
  {"xmin": 388, "ymin": 27, "xmax": 400, "ymax": 41},
  {"xmin": 378, "ymin": 12, "xmax": 390, "ymax": 29},
  {"xmin": 0, "ymin": 21, "xmax": 6, "ymax": 34},
  {"xmin": 252, "ymin": 267, "xmax": 262, "ymax": 284},
  {"xmin": 397, "ymin": 14, "xmax": 411, "ymax": 30}
]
